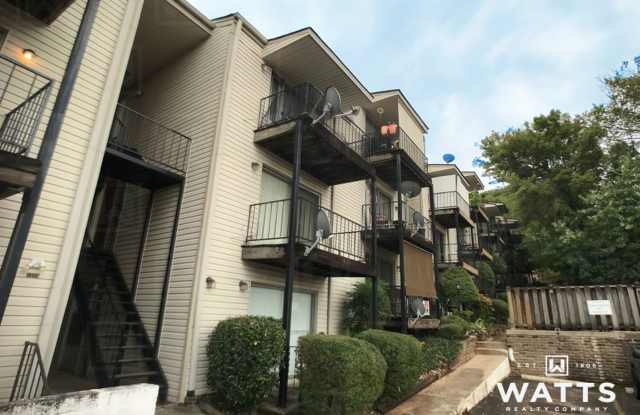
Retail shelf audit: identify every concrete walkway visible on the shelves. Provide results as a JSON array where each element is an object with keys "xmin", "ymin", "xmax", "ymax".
[{"xmin": 389, "ymin": 342, "xmax": 511, "ymax": 415}]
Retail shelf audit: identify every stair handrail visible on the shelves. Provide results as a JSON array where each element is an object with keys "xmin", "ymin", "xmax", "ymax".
[{"xmin": 10, "ymin": 341, "xmax": 48, "ymax": 401}]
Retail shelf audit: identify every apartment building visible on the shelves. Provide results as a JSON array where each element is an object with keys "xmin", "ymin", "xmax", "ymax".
[
  {"xmin": 0, "ymin": 0, "xmax": 437, "ymax": 405},
  {"xmin": 429, "ymin": 163, "xmax": 488, "ymax": 277}
]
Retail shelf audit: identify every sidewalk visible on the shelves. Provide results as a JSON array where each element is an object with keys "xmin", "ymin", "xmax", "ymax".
[{"xmin": 388, "ymin": 346, "xmax": 510, "ymax": 415}]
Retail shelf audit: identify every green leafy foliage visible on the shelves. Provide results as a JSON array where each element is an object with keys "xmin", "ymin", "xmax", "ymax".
[
  {"xmin": 206, "ymin": 316, "xmax": 285, "ymax": 413},
  {"xmin": 437, "ymin": 324, "xmax": 466, "ymax": 340},
  {"xmin": 439, "ymin": 267, "xmax": 480, "ymax": 308},
  {"xmin": 343, "ymin": 279, "xmax": 392, "ymax": 334},
  {"xmin": 477, "ymin": 262, "xmax": 496, "ymax": 297},
  {"xmin": 492, "ymin": 299, "xmax": 509, "ymax": 324},
  {"xmin": 357, "ymin": 330, "xmax": 424, "ymax": 408},
  {"xmin": 422, "ymin": 337, "xmax": 463, "ymax": 371},
  {"xmin": 297, "ymin": 335, "xmax": 387, "ymax": 415}
]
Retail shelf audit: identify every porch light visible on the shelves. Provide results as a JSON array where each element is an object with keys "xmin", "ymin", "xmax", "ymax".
[
  {"xmin": 239, "ymin": 280, "xmax": 250, "ymax": 292},
  {"xmin": 22, "ymin": 49, "xmax": 36, "ymax": 60},
  {"xmin": 206, "ymin": 276, "xmax": 216, "ymax": 289}
]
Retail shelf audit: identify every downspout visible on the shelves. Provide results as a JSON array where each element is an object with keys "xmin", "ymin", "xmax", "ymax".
[
  {"xmin": 184, "ymin": 17, "xmax": 243, "ymax": 399},
  {"xmin": 0, "ymin": 0, "xmax": 99, "ymax": 324}
]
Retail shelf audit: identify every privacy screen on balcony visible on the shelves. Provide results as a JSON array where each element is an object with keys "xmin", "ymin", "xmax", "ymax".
[{"xmin": 403, "ymin": 241, "xmax": 436, "ymax": 298}]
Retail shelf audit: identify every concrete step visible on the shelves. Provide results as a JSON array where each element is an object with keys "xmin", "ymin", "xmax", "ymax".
[
  {"xmin": 476, "ymin": 340, "xmax": 507, "ymax": 349},
  {"xmin": 476, "ymin": 347, "xmax": 508, "ymax": 356}
]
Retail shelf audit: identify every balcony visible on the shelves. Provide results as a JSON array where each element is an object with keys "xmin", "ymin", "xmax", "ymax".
[
  {"xmin": 437, "ymin": 242, "xmax": 479, "ymax": 276},
  {"xmin": 362, "ymin": 201, "xmax": 433, "ymax": 252},
  {"xmin": 103, "ymin": 104, "xmax": 191, "ymax": 189},
  {"xmin": 254, "ymin": 83, "xmax": 374, "ymax": 185},
  {"xmin": 0, "ymin": 55, "xmax": 52, "ymax": 199},
  {"xmin": 386, "ymin": 286, "xmax": 440, "ymax": 330},
  {"xmin": 365, "ymin": 125, "xmax": 430, "ymax": 189},
  {"xmin": 242, "ymin": 198, "xmax": 371, "ymax": 277},
  {"xmin": 432, "ymin": 191, "xmax": 473, "ymax": 227},
  {"xmin": 5, "ymin": 0, "xmax": 74, "ymax": 24}
]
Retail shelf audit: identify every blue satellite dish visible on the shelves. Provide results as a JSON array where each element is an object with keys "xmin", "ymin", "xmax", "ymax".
[{"xmin": 443, "ymin": 153, "xmax": 455, "ymax": 164}]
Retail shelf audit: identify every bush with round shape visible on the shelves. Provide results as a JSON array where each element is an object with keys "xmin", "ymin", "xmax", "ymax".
[
  {"xmin": 297, "ymin": 334, "xmax": 387, "ymax": 415},
  {"xmin": 437, "ymin": 323, "xmax": 466, "ymax": 340},
  {"xmin": 492, "ymin": 298, "xmax": 509, "ymax": 324},
  {"xmin": 478, "ymin": 262, "xmax": 496, "ymax": 297},
  {"xmin": 207, "ymin": 316, "xmax": 285, "ymax": 413},
  {"xmin": 439, "ymin": 267, "xmax": 480, "ymax": 309},
  {"xmin": 422, "ymin": 337, "xmax": 463, "ymax": 371},
  {"xmin": 357, "ymin": 329, "xmax": 424, "ymax": 408}
]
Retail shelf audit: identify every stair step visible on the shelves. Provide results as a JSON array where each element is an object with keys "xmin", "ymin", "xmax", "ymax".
[
  {"xmin": 476, "ymin": 347, "xmax": 508, "ymax": 356},
  {"xmin": 92, "ymin": 321, "xmax": 140, "ymax": 326},
  {"xmin": 476, "ymin": 341, "xmax": 507, "ymax": 349},
  {"xmin": 113, "ymin": 370, "xmax": 160, "ymax": 380},
  {"xmin": 97, "ymin": 332, "xmax": 145, "ymax": 338},
  {"xmin": 114, "ymin": 357, "xmax": 155, "ymax": 364},
  {"xmin": 101, "ymin": 344, "xmax": 150, "ymax": 351}
]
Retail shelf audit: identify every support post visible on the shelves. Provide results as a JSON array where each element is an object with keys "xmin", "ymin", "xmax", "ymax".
[
  {"xmin": 154, "ymin": 181, "xmax": 184, "ymax": 357},
  {"xmin": 395, "ymin": 154, "xmax": 407, "ymax": 333},
  {"xmin": 0, "ymin": 0, "xmax": 99, "ymax": 324},
  {"xmin": 428, "ymin": 182, "xmax": 441, "ymax": 317},
  {"xmin": 369, "ymin": 177, "xmax": 378, "ymax": 328},
  {"xmin": 131, "ymin": 189, "xmax": 154, "ymax": 299},
  {"xmin": 278, "ymin": 119, "xmax": 304, "ymax": 408}
]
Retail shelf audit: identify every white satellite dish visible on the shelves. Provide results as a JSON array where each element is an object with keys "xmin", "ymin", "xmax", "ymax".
[
  {"xmin": 304, "ymin": 210, "xmax": 333, "ymax": 256},
  {"xmin": 409, "ymin": 298, "xmax": 429, "ymax": 326},
  {"xmin": 400, "ymin": 181, "xmax": 421, "ymax": 198},
  {"xmin": 411, "ymin": 211, "xmax": 426, "ymax": 237},
  {"xmin": 312, "ymin": 86, "xmax": 358, "ymax": 125}
]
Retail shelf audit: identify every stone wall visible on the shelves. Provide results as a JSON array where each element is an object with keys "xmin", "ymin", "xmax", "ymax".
[
  {"xmin": 0, "ymin": 384, "xmax": 158, "ymax": 415},
  {"xmin": 507, "ymin": 329, "xmax": 640, "ymax": 385},
  {"xmin": 452, "ymin": 335, "xmax": 477, "ymax": 369}
]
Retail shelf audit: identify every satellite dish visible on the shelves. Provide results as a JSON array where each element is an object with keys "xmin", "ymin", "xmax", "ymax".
[
  {"xmin": 400, "ymin": 181, "xmax": 421, "ymax": 198},
  {"xmin": 409, "ymin": 298, "xmax": 429, "ymax": 326},
  {"xmin": 312, "ymin": 87, "xmax": 358, "ymax": 125},
  {"xmin": 411, "ymin": 211, "xmax": 425, "ymax": 237},
  {"xmin": 443, "ymin": 153, "xmax": 455, "ymax": 164},
  {"xmin": 304, "ymin": 210, "xmax": 333, "ymax": 256}
]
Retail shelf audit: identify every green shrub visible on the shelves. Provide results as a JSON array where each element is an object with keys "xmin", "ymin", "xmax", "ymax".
[
  {"xmin": 474, "ymin": 293, "xmax": 496, "ymax": 323},
  {"xmin": 422, "ymin": 337, "xmax": 463, "ymax": 371},
  {"xmin": 439, "ymin": 267, "xmax": 480, "ymax": 308},
  {"xmin": 343, "ymin": 279, "xmax": 392, "ymax": 334},
  {"xmin": 207, "ymin": 316, "xmax": 285, "ymax": 413},
  {"xmin": 441, "ymin": 314, "xmax": 472, "ymax": 331},
  {"xmin": 492, "ymin": 298, "xmax": 509, "ymax": 324},
  {"xmin": 437, "ymin": 324, "xmax": 466, "ymax": 340},
  {"xmin": 357, "ymin": 329, "xmax": 424, "ymax": 407},
  {"xmin": 298, "ymin": 335, "xmax": 387, "ymax": 415},
  {"xmin": 478, "ymin": 262, "xmax": 496, "ymax": 297},
  {"xmin": 496, "ymin": 291, "xmax": 508, "ymax": 303}
]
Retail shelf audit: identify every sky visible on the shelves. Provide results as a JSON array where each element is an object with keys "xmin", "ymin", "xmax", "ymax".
[{"xmin": 189, "ymin": 0, "xmax": 640, "ymax": 186}]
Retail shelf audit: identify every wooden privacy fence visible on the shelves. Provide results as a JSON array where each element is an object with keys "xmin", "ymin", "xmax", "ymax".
[{"xmin": 507, "ymin": 285, "xmax": 640, "ymax": 331}]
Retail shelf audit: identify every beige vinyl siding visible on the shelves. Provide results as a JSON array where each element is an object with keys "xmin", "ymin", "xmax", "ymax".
[
  {"xmin": 0, "ymin": 0, "xmax": 131, "ymax": 401},
  {"xmin": 126, "ymin": 20, "xmax": 229, "ymax": 401}
]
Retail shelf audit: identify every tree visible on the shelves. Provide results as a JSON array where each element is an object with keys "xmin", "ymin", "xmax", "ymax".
[
  {"xmin": 343, "ymin": 279, "xmax": 392, "ymax": 333},
  {"xmin": 439, "ymin": 267, "xmax": 480, "ymax": 309},
  {"xmin": 593, "ymin": 71, "xmax": 640, "ymax": 145}
]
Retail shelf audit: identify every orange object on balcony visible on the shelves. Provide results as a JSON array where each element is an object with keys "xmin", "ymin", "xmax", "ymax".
[{"xmin": 381, "ymin": 123, "xmax": 398, "ymax": 136}]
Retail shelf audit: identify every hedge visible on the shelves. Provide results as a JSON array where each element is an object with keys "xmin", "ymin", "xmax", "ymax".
[
  {"xmin": 297, "ymin": 335, "xmax": 387, "ymax": 415},
  {"xmin": 492, "ymin": 298, "xmax": 509, "ymax": 324},
  {"xmin": 422, "ymin": 337, "xmax": 463, "ymax": 371},
  {"xmin": 357, "ymin": 330, "xmax": 424, "ymax": 407},
  {"xmin": 439, "ymin": 267, "xmax": 480, "ymax": 308},
  {"xmin": 437, "ymin": 323, "xmax": 466, "ymax": 340},
  {"xmin": 206, "ymin": 316, "xmax": 285, "ymax": 413}
]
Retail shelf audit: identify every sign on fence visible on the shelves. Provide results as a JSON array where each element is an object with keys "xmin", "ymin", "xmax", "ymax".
[{"xmin": 507, "ymin": 285, "xmax": 640, "ymax": 331}]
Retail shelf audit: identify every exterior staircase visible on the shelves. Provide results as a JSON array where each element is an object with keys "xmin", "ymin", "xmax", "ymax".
[
  {"xmin": 475, "ymin": 340, "xmax": 509, "ymax": 356},
  {"xmin": 73, "ymin": 248, "xmax": 167, "ymax": 401}
]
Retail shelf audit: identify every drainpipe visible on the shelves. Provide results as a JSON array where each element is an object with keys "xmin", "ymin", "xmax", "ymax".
[{"xmin": 0, "ymin": 0, "xmax": 100, "ymax": 324}]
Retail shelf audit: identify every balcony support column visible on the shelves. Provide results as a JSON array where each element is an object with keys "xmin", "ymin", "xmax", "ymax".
[
  {"xmin": 278, "ymin": 118, "xmax": 304, "ymax": 408},
  {"xmin": 369, "ymin": 176, "xmax": 378, "ymax": 328},
  {"xmin": 395, "ymin": 153, "xmax": 408, "ymax": 333},
  {"xmin": 428, "ymin": 183, "xmax": 441, "ymax": 318}
]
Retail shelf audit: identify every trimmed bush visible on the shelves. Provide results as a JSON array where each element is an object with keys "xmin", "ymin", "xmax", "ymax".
[
  {"xmin": 441, "ymin": 314, "xmax": 472, "ymax": 331},
  {"xmin": 478, "ymin": 262, "xmax": 496, "ymax": 297},
  {"xmin": 492, "ymin": 298, "xmax": 509, "ymax": 324},
  {"xmin": 207, "ymin": 316, "xmax": 285, "ymax": 413},
  {"xmin": 437, "ymin": 323, "xmax": 466, "ymax": 340},
  {"xmin": 343, "ymin": 279, "xmax": 392, "ymax": 334},
  {"xmin": 474, "ymin": 293, "xmax": 496, "ymax": 323},
  {"xmin": 439, "ymin": 267, "xmax": 480, "ymax": 308},
  {"xmin": 422, "ymin": 337, "xmax": 463, "ymax": 371},
  {"xmin": 298, "ymin": 335, "xmax": 387, "ymax": 415},
  {"xmin": 357, "ymin": 329, "xmax": 424, "ymax": 407}
]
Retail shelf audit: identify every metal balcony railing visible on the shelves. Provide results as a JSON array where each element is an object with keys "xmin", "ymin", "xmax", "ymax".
[
  {"xmin": 10, "ymin": 341, "xmax": 48, "ymax": 401},
  {"xmin": 362, "ymin": 201, "xmax": 433, "ymax": 242},
  {"xmin": 365, "ymin": 125, "xmax": 428, "ymax": 174},
  {"xmin": 107, "ymin": 104, "xmax": 191, "ymax": 176},
  {"xmin": 0, "ymin": 55, "xmax": 52, "ymax": 155},
  {"xmin": 433, "ymin": 191, "xmax": 470, "ymax": 217},
  {"xmin": 245, "ymin": 198, "xmax": 366, "ymax": 262},
  {"xmin": 257, "ymin": 83, "xmax": 369, "ymax": 159},
  {"xmin": 388, "ymin": 285, "xmax": 435, "ymax": 318}
]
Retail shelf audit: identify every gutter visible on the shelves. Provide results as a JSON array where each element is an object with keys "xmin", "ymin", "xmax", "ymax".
[{"xmin": 0, "ymin": 0, "xmax": 99, "ymax": 324}]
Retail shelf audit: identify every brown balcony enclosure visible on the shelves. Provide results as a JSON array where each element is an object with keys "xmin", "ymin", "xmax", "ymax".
[
  {"xmin": 254, "ymin": 83, "xmax": 374, "ymax": 186},
  {"xmin": 0, "ymin": 55, "xmax": 52, "ymax": 199},
  {"xmin": 242, "ymin": 198, "xmax": 372, "ymax": 278}
]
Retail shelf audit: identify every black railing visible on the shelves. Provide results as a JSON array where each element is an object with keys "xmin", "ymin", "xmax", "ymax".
[
  {"xmin": 362, "ymin": 201, "xmax": 433, "ymax": 242},
  {"xmin": 257, "ymin": 83, "xmax": 369, "ymax": 159},
  {"xmin": 388, "ymin": 285, "xmax": 434, "ymax": 318},
  {"xmin": 365, "ymin": 124, "xmax": 428, "ymax": 174},
  {"xmin": 0, "ymin": 55, "xmax": 52, "ymax": 155},
  {"xmin": 245, "ymin": 198, "xmax": 366, "ymax": 262},
  {"xmin": 439, "ymin": 240, "xmax": 478, "ymax": 264},
  {"xmin": 433, "ymin": 191, "xmax": 470, "ymax": 217},
  {"xmin": 108, "ymin": 104, "xmax": 191, "ymax": 175},
  {"xmin": 10, "ymin": 342, "xmax": 48, "ymax": 401}
]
